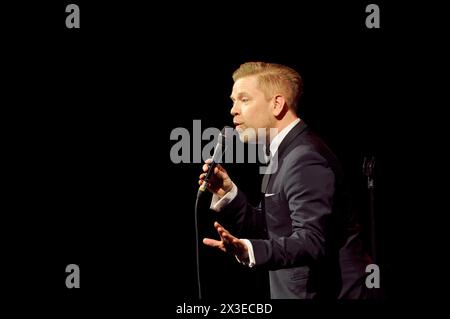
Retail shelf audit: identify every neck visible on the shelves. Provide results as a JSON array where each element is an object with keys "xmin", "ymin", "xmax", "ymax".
[{"xmin": 273, "ymin": 112, "xmax": 299, "ymax": 136}]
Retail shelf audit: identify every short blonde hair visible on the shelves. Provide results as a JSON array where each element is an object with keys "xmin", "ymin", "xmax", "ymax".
[{"xmin": 232, "ymin": 62, "xmax": 303, "ymax": 112}]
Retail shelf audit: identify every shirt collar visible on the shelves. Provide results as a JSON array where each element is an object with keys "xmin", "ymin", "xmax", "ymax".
[{"xmin": 267, "ymin": 118, "xmax": 301, "ymax": 157}]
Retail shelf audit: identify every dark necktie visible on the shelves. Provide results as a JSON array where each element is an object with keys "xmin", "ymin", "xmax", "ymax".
[{"xmin": 260, "ymin": 145, "xmax": 272, "ymax": 194}]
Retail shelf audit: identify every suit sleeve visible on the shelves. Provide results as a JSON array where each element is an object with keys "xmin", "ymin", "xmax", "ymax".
[
  {"xmin": 250, "ymin": 150, "xmax": 335, "ymax": 268},
  {"xmin": 216, "ymin": 188, "xmax": 267, "ymax": 239}
]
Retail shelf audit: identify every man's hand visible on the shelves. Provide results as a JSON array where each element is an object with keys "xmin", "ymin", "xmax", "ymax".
[
  {"xmin": 198, "ymin": 159, "xmax": 233, "ymax": 199},
  {"xmin": 203, "ymin": 222, "xmax": 249, "ymax": 261}
]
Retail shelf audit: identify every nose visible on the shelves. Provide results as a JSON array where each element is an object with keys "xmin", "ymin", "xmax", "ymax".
[{"xmin": 230, "ymin": 102, "xmax": 239, "ymax": 116}]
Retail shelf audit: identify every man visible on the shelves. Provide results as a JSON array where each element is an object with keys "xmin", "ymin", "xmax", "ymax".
[{"xmin": 199, "ymin": 62, "xmax": 371, "ymax": 299}]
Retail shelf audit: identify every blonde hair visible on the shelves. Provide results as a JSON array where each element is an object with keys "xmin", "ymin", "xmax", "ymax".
[{"xmin": 232, "ymin": 62, "xmax": 303, "ymax": 112}]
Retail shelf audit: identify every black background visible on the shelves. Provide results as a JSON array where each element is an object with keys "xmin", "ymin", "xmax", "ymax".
[{"xmin": 3, "ymin": 0, "xmax": 442, "ymax": 316}]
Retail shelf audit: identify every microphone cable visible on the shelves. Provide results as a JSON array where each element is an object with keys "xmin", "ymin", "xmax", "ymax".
[{"xmin": 194, "ymin": 189, "xmax": 203, "ymax": 300}]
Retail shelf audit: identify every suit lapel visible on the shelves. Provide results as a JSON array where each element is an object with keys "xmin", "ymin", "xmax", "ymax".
[{"xmin": 261, "ymin": 121, "xmax": 309, "ymax": 194}]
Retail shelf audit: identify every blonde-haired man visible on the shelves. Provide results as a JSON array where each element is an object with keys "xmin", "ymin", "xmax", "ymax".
[{"xmin": 200, "ymin": 62, "xmax": 371, "ymax": 299}]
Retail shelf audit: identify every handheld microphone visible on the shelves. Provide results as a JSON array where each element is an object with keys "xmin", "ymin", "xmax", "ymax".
[{"xmin": 198, "ymin": 126, "xmax": 231, "ymax": 196}]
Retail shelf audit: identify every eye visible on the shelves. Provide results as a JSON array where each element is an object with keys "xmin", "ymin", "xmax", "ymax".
[{"xmin": 241, "ymin": 98, "xmax": 249, "ymax": 103}]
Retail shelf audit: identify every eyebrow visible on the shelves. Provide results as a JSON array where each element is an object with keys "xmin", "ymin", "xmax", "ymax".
[{"xmin": 230, "ymin": 92, "xmax": 249, "ymax": 100}]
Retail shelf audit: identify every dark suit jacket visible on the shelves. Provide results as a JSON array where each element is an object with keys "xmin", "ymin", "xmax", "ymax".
[{"xmin": 219, "ymin": 121, "xmax": 371, "ymax": 299}]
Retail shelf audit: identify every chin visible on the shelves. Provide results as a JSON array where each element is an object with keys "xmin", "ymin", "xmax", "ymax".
[{"xmin": 237, "ymin": 127, "xmax": 258, "ymax": 144}]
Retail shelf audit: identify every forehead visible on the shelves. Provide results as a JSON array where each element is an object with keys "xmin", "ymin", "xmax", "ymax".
[{"xmin": 231, "ymin": 75, "xmax": 261, "ymax": 96}]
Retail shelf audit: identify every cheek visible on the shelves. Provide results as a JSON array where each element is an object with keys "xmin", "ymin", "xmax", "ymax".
[
  {"xmin": 240, "ymin": 106, "xmax": 252, "ymax": 121},
  {"xmin": 242, "ymin": 103, "xmax": 271, "ymax": 128}
]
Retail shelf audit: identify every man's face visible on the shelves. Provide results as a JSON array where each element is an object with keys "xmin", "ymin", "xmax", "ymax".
[{"xmin": 230, "ymin": 75, "xmax": 274, "ymax": 143}]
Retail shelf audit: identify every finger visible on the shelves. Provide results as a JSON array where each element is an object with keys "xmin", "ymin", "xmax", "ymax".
[
  {"xmin": 203, "ymin": 158, "xmax": 218, "ymax": 172},
  {"xmin": 214, "ymin": 222, "xmax": 232, "ymax": 243},
  {"xmin": 221, "ymin": 230, "xmax": 236, "ymax": 242},
  {"xmin": 214, "ymin": 222, "xmax": 226, "ymax": 241},
  {"xmin": 202, "ymin": 159, "xmax": 213, "ymax": 172},
  {"xmin": 214, "ymin": 222, "xmax": 226, "ymax": 236},
  {"xmin": 213, "ymin": 164, "xmax": 224, "ymax": 174},
  {"xmin": 217, "ymin": 228, "xmax": 225, "ymax": 242},
  {"xmin": 199, "ymin": 172, "xmax": 206, "ymax": 180},
  {"xmin": 203, "ymin": 238, "xmax": 223, "ymax": 249},
  {"xmin": 214, "ymin": 165, "xmax": 228, "ymax": 179}
]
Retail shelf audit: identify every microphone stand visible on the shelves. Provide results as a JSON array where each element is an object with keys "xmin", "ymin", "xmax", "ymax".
[{"xmin": 363, "ymin": 156, "xmax": 376, "ymax": 263}]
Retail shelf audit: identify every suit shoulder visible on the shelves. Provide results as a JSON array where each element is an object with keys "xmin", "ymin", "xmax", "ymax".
[{"xmin": 283, "ymin": 130, "xmax": 341, "ymax": 171}]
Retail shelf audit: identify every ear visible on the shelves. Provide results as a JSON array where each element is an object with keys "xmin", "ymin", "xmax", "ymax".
[{"xmin": 272, "ymin": 95, "xmax": 286, "ymax": 117}]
